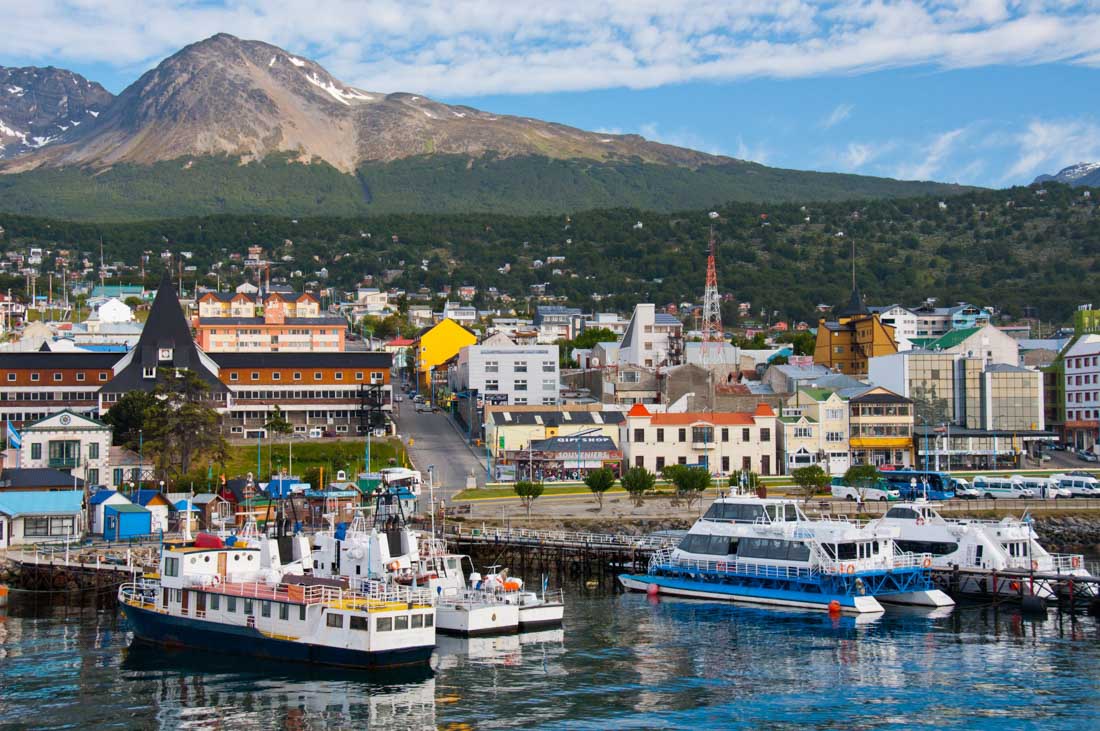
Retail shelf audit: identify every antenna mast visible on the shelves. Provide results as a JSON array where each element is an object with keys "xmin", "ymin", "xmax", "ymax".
[{"xmin": 702, "ymin": 224, "xmax": 723, "ymax": 364}]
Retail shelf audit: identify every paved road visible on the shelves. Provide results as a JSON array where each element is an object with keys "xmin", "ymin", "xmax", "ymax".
[{"xmin": 393, "ymin": 402, "xmax": 488, "ymax": 500}]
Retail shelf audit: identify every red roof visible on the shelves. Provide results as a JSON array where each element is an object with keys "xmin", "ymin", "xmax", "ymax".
[
  {"xmin": 385, "ymin": 337, "xmax": 415, "ymax": 347},
  {"xmin": 754, "ymin": 403, "xmax": 775, "ymax": 417},
  {"xmin": 648, "ymin": 412, "xmax": 755, "ymax": 425},
  {"xmin": 627, "ymin": 403, "xmax": 651, "ymax": 417}
]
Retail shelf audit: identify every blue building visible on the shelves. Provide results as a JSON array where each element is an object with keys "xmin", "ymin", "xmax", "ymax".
[{"xmin": 103, "ymin": 503, "xmax": 152, "ymax": 540}]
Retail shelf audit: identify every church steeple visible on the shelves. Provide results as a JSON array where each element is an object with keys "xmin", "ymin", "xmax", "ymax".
[{"xmin": 835, "ymin": 239, "xmax": 868, "ymax": 318}]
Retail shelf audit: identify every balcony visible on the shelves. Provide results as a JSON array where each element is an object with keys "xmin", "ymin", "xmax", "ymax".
[
  {"xmin": 48, "ymin": 457, "xmax": 79, "ymax": 469},
  {"xmin": 691, "ymin": 441, "xmax": 717, "ymax": 450}
]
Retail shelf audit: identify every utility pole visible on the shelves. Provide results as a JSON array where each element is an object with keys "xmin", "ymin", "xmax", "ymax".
[{"xmin": 701, "ymin": 224, "xmax": 723, "ymax": 364}]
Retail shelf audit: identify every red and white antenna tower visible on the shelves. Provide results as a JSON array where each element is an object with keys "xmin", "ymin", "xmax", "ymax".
[{"xmin": 702, "ymin": 224, "xmax": 723, "ymax": 363}]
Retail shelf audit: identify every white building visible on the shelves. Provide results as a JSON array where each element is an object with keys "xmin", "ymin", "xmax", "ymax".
[
  {"xmin": 1062, "ymin": 334, "xmax": 1100, "ymax": 449},
  {"xmin": 619, "ymin": 304, "xmax": 684, "ymax": 368},
  {"xmin": 622, "ymin": 402, "xmax": 779, "ymax": 476},
  {"xmin": 452, "ymin": 340, "xmax": 560, "ymax": 406},
  {"xmin": 869, "ymin": 305, "xmax": 918, "ymax": 348},
  {"xmin": 18, "ymin": 410, "xmax": 113, "ymax": 487},
  {"xmin": 442, "ymin": 302, "xmax": 478, "ymax": 326},
  {"xmin": 95, "ymin": 298, "xmax": 134, "ymax": 323}
]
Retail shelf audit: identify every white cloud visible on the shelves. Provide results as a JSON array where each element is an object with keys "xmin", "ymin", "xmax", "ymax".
[
  {"xmin": 822, "ymin": 103, "xmax": 853, "ymax": 129},
  {"xmin": 895, "ymin": 128, "xmax": 968, "ymax": 180},
  {"xmin": 2, "ymin": 2, "xmax": 1100, "ymax": 97},
  {"xmin": 1001, "ymin": 119, "xmax": 1100, "ymax": 182}
]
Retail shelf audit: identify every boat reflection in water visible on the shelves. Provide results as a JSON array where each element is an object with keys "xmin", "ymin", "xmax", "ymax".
[
  {"xmin": 433, "ymin": 628, "xmax": 566, "ymax": 670},
  {"xmin": 121, "ymin": 642, "xmax": 436, "ymax": 729}
]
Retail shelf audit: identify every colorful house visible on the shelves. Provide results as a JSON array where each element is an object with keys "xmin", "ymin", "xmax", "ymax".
[
  {"xmin": 103, "ymin": 503, "xmax": 153, "ymax": 540},
  {"xmin": 88, "ymin": 489, "xmax": 132, "ymax": 534},
  {"xmin": 412, "ymin": 319, "xmax": 477, "ymax": 395},
  {"xmin": 132, "ymin": 489, "xmax": 173, "ymax": 532},
  {"xmin": 815, "ymin": 284, "xmax": 898, "ymax": 377},
  {"xmin": 848, "ymin": 386, "xmax": 914, "ymax": 468},
  {"xmin": 0, "ymin": 490, "xmax": 84, "ymax": 547}
]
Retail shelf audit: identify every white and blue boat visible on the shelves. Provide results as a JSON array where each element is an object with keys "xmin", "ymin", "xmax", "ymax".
[{"xmin": 619, "ymin": 492, "xmax": 954, "ymax": 614}]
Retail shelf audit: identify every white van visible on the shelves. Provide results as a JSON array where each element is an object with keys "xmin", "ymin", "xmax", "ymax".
[
  {"xmin": 1051, "ymin": 473, "xmax": 1100, "ymax": 498},
  {"xmin": 308, "ymin": 427, "xmax": 323, "ymax": 439},
  {"xmin": 972, "ymin": 476, "xmax": 1035, "ymax": 499},
  {"xmin": 1013, "ymin": 476, "xmax": 1070, "ymax": 499},
  {"xmin": 829, "ymin": 478, "xmax": 900, "ymax": 502}
]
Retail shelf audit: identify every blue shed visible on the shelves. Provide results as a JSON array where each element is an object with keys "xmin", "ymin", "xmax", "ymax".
[{"xmin": 103, "ymin": 503, "xmax": 152, "ymax": 540}]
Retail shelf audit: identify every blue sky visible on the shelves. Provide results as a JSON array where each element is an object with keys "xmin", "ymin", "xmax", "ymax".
[{"xmin": 2, "ymin": 1, "xmax": 1099, "ymax": 186}]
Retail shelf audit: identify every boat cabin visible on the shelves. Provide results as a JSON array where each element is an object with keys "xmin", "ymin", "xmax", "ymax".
[{"xmin": 701, "ymin": 498, "xmax": 806, "ymax": 524}]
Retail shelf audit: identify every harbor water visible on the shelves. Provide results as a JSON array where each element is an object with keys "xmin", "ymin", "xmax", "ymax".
[{"xmin": 1, "ymin": 586, "xmax": 1098, "ymax": 730}]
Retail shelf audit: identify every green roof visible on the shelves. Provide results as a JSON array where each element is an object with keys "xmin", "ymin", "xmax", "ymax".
[
  {"xmin": 779, "ymin": 415, "xmax": 817, "ymax": 424},
  {"xmin": 799, "ymin": 387, "xmax": 843, "ymax": 402},
  {"xmin": 106, "ymin": 503, "xmax": 150, "ymax": 514},
  {"xmin": 923, "ymin": 327, "xmax": 982, "ymax": 351}
]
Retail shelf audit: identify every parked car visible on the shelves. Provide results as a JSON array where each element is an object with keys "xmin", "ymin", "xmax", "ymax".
[
  {"xmin": 1076, "ymin": 449, "xmax": 1098, "ymax": 462},
  {"xmin": 413, "ymin": 395, "xmax": 425, "ymax": 404},
  {"xmin": 415, "ymin": 402, "xmax": 432, "ymax": 413},
  {"xmin": 949, "ymin": 478, "xmax": 980, "ymax": 499},
  {"xmin": 972, "ymin": 476, "xmax": 1035, "ymax": 499},
  {"xmin": 1052, "ymin": 473, "xmax": 1100, "ymax": 497}
]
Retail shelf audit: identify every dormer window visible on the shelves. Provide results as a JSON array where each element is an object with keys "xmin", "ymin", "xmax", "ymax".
[
  {"xmin": 159, "ymin": 348, "xmax": 173, "ymax": 361},
  {"xmin": 143, "ymin": 367, "xmax": 156, "ymax": 379}
]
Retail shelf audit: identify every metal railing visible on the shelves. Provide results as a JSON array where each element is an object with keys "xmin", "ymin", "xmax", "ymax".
[
  {"xmin": 452, "ymin": 525, "xmax": 670, "ymax": 551},
  {"xmin": 648, "ymin": 546, "xmax": 932, "ymax": 578},
  {"xmin": 208, "ymin": 578, "xmax": 433, "ymax": 609}
]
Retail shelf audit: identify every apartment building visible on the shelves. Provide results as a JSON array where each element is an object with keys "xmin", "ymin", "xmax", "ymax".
[
  {"xmin": 17, "ymin": 410, "xmax": 112, "ymax": 487},
  {"xmin": 619, "ymin": 304, "xmax": 684, "ymax": 368},
  {"xmin": 778, "ymin": 388, "xmax": 851, "ymax": 475},
  {"xmin": 848, "ymin": 387, "xmax": 914, "ymax": 468},
  {"xmin": 1061, "ymin": 334, "xmax": 1100, "ymax": 450},
  {"xmin": 451, "ymin": 342, "xmax": 560, "ymax": 406}
]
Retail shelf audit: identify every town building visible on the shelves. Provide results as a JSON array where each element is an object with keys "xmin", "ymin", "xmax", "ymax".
[
  {"xmin": 1060, "ymin": 334, "xmax": 1100, "ymax": 450},
  {"xmin": 619, "ymin": 304, "xmax": 684, "ymax": 368},
  {"xmin": 814, "ymin": 286, "xmax": 898, "ymax": 377},
  {"xmin": 412, "ymin": 319, "xmax": 477, "ymax": 395},
  {"xmin": 907, "ymin": 324, "xmax": 1019, "ymax": 365},
  {"xmin": 778, "ymin": 388, "xmax": 851, "ymax": 475},
  {"xmin": 621, "ymin": 402, "xmax": 778, "ymax": 476},
  {"xmin": 0, "ymin": 489, "xmax": 84, "ymax": 547},
  {"xmin": 451, "ymin": 342, "xmax": 560, "ymax": 408},
  {"xmin": 505, "ymin": 434, "xmax": 623, "ymax": 481},
  {"xmin": 194, "ymin": 310, "xmax": 348, "ymax": 352},
  {"xmin": 484, "ymin": 407, "xmax": 626, "ymax": 479},
  {"xmin": 17, "ymin": 410, "xmax": 112, "ymax": 487},
  {"xmin": 88, "ymin": 489, "xmax": 133, "ymax": 534},
  {"xmin": 533, "ymin": 306, "xmax": 583, "ymax": 343},
  {"xmin": 847, "ymin": 387, "xmax": 914, "ymax": 468}
]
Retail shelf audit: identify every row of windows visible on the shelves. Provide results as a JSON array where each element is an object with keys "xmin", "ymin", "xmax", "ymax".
[
  {"xmin": 326, "ymin": 612, "xmax": 432, "ymax": 632},
  {"xmin": 0, "ymin": 391, "xmax": 96, "ymax": 402},
  {"xmin": 227, "ymin": 371, "xmax": 384, "ymax": 383},
  {"xmin": 1068, "ymin": 356, "xmax": 1099, "ymax": 370},
  {"xmin": 632, "ymin": 454, "xmax": 766, "ymax": 474},
  {"xmin": 852, "ymin": 424, "xmax": 912, "ymax": 437},
  {"xmin": 23, "ymin": 516, "xmax": 76, "ymax": 537},
  {"xmin": 483, "ymin": 379, "xmax": 557, "ymax": 392},
  {"xmin": 6, "ymin": 371, "xmax": 109, "ymax": 383},
  {"xmin": 631, "ymin": 427, "xmax": 771, "ymax": 444},
  {"xmin": 230, "ymin": 390, "xmax": 372, "ymax": 401},
  {"xmin": 851, "ymin": 405, "xmax": 911, "ymax": 417}
]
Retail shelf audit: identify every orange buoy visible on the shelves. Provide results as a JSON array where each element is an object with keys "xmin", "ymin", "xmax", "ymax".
[
  {"xmin": 647, "ymin": 583, "xmax": 659, "ymax": 597},
  {"xmin": 828, "ymin": 600, "xmax": 841, "ymax": 614}
]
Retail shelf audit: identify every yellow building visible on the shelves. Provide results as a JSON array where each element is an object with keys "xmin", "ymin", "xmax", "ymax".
[
  {"xmin": 413, "ymin": 319, "xmax": 477, "ymax": 394},
  {"xmin": 814, "ymin": 287, "xmax": 897, "ymax": 376},
  {"xmin": 848, "ymin": 386, "xmax": 914, "ymax": 468}
]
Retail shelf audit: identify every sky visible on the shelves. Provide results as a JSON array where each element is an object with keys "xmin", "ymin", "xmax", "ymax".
[{"xmin": 2, "ymin": 1, "xmax": 1099, "ymax": 187}]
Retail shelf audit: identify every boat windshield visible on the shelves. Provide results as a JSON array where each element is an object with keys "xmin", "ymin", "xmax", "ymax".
[
  {"xmin": 703, "ymin": 502, "xmax": 800, "ymax": 523},
  {"xmin": 677, "ymin": 533, "xmax": 736, "ymax": 556}
]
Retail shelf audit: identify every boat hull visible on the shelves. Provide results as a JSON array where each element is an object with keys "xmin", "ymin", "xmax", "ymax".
[
  {"xmin": 121, "ymin": 602, "xmax": 433, "ymax": 669},
  {"xmin": 618, "ymin": 574, "xmax": 885, "ymax": 614},
  {"xmin": 518, "ymin": 602, "xmax": 565, "ymax": 630},
  {"xmin": 435, "ymin": 602, "xmax": 521, "ymax": 636}
]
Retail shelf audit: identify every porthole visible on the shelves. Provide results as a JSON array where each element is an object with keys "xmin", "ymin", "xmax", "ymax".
[
  {"xmin": 234, "ymin": 555, "xmax": 241, "ymax": 561},
  {"xmin": 247, "ymin": 555, "xmax": 254, "ymax": 561},
  {"xmin": 189, "ymin": 557, "xmax": 196, "ymax": 564},
  {"xmin": 204, "ymin": 556, "xmax": 211, "ymax": 563}
]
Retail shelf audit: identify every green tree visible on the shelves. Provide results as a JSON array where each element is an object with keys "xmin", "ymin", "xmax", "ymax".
[
  {"xmin": 584, "ymin": 468, "xmax": 616, "ymax": 509},
  {"xmin": 142, "ymin": 369, "xmax": 228, "ymax": 482},
  {"xmin": 104, "ymin": 390, "xmax": 157, "ymax": 447},
  {"xmin": 620, "ymin": 466, "xmax": 656, "ymax": 506},
  {"xmin": 665, "ymin": 465, "xmax": 712, "ymax": 508},
  {"xmin": 844, "ymin": 464, "xmax": 880, "ymax": 486},
  {"xmin": 513, "ymin": 480, "xmax": 545, "ymax": 519},
  {"xmin": 791, "ymin": 465, "xmax": 830, "ymax": 501}
]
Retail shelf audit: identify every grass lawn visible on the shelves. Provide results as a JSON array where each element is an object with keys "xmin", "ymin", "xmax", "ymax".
[{"xmin": 177, "ymin": 438, "xmax": 409, "ymax": 489}]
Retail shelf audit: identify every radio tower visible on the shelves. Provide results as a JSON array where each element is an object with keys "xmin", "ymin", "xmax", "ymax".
[{"xmin": 702, "ymin": 225, "xmax": 723, "ymax": 363}]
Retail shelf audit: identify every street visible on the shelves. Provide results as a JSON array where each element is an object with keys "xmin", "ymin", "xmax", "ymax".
[{"xmin": 393, "ymin": 401, "xmax": 488, "ymax": 500}]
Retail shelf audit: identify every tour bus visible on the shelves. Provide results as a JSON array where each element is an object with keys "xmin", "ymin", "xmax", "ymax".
[
  {"xmin": 971, "ymin": 475, "xmax": 1035, "ymax": 499},
  {"xmin": 1051, "ymin": 473, "xmax": 1100, "ymax": 498},
  {"xmin": 1012, "ymin": 476, "xmax": 1070, "ymax": 499},
  {"xmin": 877, "ymin": 469, "xmax": 955, "ymax": 500},
  {"xmin": 829, "ymin": 477, "xmax": 900, "ymax": 502}
]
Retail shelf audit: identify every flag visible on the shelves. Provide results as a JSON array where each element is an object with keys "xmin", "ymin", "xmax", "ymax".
[{"xmin": 6, "ymin": 421, "xmax": 21, "ymax": 450}]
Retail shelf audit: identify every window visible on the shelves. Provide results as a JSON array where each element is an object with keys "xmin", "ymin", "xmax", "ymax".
[
  {"xmin": 76, "ymin": 372, "xmax": 85, "ymax": 382},
  {"xmin": 722, "ymin": 428, "xmax": 729, "ymax": 442},
  {"xmin": 656, "ymin": 456, "xmax": 665, "ymax": 471},
  {"xmin": 620, "ymin": 370, "xmax": 640, "ymax": 383},
  {"xmin": 394, "ymin": 615, "xmax": 409, "ymax": 630},
  {"xmin": 485, "ymin": 379, "xmax": 499, "ymax": 392},
  {"xmin": 52, "ymin": 372, "xmax": 62, "ymax": 382},
  {"xmin": 300, "ymin": 605, "xmax": 307, "ymax": 621},
  {"xmin": 228, "ymin": 597, "xmax": 237, "ymax": 612},
  {"xmin": 354, "ymin": 371, "xmax": 364, "ymax": 381},
  {"xmin": 326, "ymin": 613, "xmax": 344, "ymax": 628},
  {"xmin": 23, "ymin": 517, "xmax": 49, "ymax": 536},
  {"xmin": 164, "ymin": 557, "xmax": 180, "ymax": 577},
  {"xmin": 678, "ymin": 456, "xmax": 687, "ymax": 465},
  {"xmin": 31, "ymin": 443, "xmax": 42, "ymax": 460},
  {"xmin": 515, "ymin": 363, "xmax": 528, "ymax": 373},
  {"xmin": 314, "ymin": 372, "xmax": 322, "ymax": 381},
  {"xmin": 293, "ymin": 372, "xmax": 302, "ymax": 381},
  {"xmin": 743, "ymin": 456, "xmax": 752, "ymax": 471},
  {"xmin": 722, "ymin": 456, "xmax": 730, "ymax": 472},
  {"xmin": 211, "ymin": 594, "xmax": 220, "ymax": 610},
  {"xmin": 761, "ymin": 429, "xmax": 771, "ymax": 443},
  {"xmin": 86, "ymin": 468, "xmax": 99, "ymax": 485},
  {"xmin": 350, "ymin": 615, "xmax": 369, "ymax": 631},
  {"xmin": 485, "ymin": 360, "xmax": 499, "ymax": 373},
  {"xmin": 794, "ymin": 427, "xmax": 812, "ymax": 438},
  {"xmin": 335, "ymin": 372, "xmax": 343, "ymax": 381},
  {"xmin": 678, "ymin": 428, "xmax": 686, "ymax": 442},
  {"xmin": 279, "ymin": 603, "xmax": 289, "ymax": 620},
  {"xmin": 411, "ymin": 614, "xmax": 424, "ymax": 628},
  {"xmin": 272, "ymin": 372, "xmax": 281, "ymax": 381},
  {"xmin": 543, "ymin": 361, "xmax": 556, "ymax": 373},
  {"xmin": 635, "ymin": 456, "xmax": 644, "ymax": 468},
  {"xmin": 89, "ymin": 442, "xmax": 99, "ymax": 459},
  {"xmin": 250, "ymin": 372, "xmax": 260, "ymax": 381},
  {"xmin": 656, "ymin": 428, "xmax": 664, "ymax": 443},
  {"xmin": 143, "ymin": 367, "xmax": 155, "ymax": 379},
  {"xmin": 371, "ymin": 371, "xmax": 384, "ymax": 384},
  {"xmin": 542, "ymin": 379, "xmax": 556, "ymax": 390},
  {"xmin": 244, "ymin": 599, "xmax": 253, "ymax": 615},
  {"xmin": 633, "ymin": 428, "xmax": 644, "ymax": 442},
  {"xmin": 230, "ymin": 372, "xmax": 239, "ymax": 381},
  {"xmin": 376, "ymin": 616, "xmax": 393, "ymax": 632},
  {"xmin": 514, "ymin": 380, "xmax": 527, "ymax": 391},
  {"xmin": 692, "ymin": 426, "xmax": 714, "ymax": 443},
  {"xmin": 31, "ymin": 373, "xmax": 40, "ymax": 382}
]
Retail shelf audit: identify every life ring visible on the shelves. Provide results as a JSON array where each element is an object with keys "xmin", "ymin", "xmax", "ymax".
[
  {"xmin": 915, "ymin": 517, "xmax": 925, "ymax": 526},
  {"xmin": 846, "ymin": 564, "xmax": 856, "ymax": 575},
  {"xmin": 716, "ymin": 562, "xmax": 727, "ymax": 572},
  {"xmin": 1072, "ymin": 556, "xmax": 1082, "ymax": 569},
  {"xmin": 1031, "ymin": 560, "xmax": 1039, "ymax": 571},
  {"xmin": 210, "ymin": 574, "xmax": 221, "ymax": 586},
  {"xmin": 922, "ymin": 557, "xmax": 932, "ymax": 569}
]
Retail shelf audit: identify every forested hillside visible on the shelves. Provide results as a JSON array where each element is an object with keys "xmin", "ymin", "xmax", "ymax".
[{"xmin": 1, "ymin": 183, "xmax": 1096, "ymax": 324}]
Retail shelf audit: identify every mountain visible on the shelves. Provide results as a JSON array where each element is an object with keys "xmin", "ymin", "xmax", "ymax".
[
  {"xmin": 1034, "ymin": 162, "xmax": 1100, "ymax": 188},
  {"xmin": 0, "ymin": 66, "xmax": 113, "ymax": 159},
  {"xmin": 0, "ymin": 34, "xmax": 976, "ymax": 221}
]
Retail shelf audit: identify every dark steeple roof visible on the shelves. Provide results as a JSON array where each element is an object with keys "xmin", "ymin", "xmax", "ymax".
[
  {"xmin": 836, "ymin": 284, "xmax": 869, "ymax": 318},
  {"xmin": 101, "ymin": 271, "xmax": 227, "ymax": 394}
]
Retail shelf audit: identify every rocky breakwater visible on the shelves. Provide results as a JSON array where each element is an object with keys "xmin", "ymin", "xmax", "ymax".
[{"xmin": 1035, "ymin": 515, "xmax": 1100, "ymax": 554}]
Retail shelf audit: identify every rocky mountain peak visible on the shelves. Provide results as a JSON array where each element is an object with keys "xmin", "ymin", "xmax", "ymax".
[{"xmin": 0, "ymin": 66, "xmax": 113, "ymax": 159}]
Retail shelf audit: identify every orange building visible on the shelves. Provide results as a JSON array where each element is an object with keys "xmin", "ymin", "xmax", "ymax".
[{"xmin": 814, "ymin": 286, "xmax": 898, "ymax": 376}]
